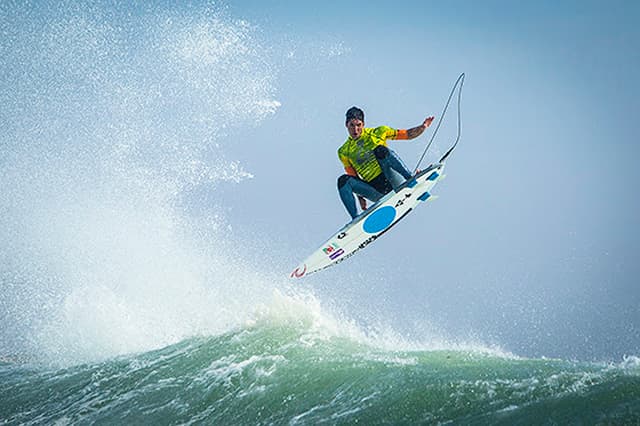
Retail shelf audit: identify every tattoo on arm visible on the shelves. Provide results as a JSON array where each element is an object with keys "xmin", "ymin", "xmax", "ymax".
[{"xmin": 406, "ymin": 124, "xmax": 426, "ymax": 139}]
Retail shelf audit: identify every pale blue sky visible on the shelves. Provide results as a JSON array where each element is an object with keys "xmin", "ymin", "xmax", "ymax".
[{"xmin": 217, "ymin": 0, "xmax": 640, "ymax": 359}]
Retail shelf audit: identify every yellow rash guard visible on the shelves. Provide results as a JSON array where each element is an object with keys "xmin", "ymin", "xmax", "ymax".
[{"xmin": 338, "ymin": 126, "xmax": 403, "ymax": 182}]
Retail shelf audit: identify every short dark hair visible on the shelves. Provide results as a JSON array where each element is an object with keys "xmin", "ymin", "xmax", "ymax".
[{"xmin": 345, "ymin": 106, "xmax": 364, "ymax": 123}]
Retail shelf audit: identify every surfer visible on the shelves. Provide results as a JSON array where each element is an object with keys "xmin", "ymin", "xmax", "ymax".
[{"xmin": 337, "ymin": 106, "xmax": 434, "ymax": 218}]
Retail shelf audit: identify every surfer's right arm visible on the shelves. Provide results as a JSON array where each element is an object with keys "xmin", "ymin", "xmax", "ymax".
[{"xmin": 395, "ymin": 116, "xmax": 435, "ymax": 140}]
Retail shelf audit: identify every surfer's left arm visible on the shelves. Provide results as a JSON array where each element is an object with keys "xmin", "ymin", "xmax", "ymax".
[{"xmin": 395, "ymin": 116, "xmax": 434, "ymax": 140}]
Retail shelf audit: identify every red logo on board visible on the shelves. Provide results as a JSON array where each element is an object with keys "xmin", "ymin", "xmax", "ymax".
[{"xmin": 290, "ymin": 264, "xmax": 307, "ymax": 278}]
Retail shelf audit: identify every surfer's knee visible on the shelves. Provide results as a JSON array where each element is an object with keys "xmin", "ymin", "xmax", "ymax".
[
  {"xmin": 374, "ymin": 145, "xmax": 390, "ymax": 160},
  {"xmin": 337, "ymin": 174, "xmax": 352, "ymax": 189}
]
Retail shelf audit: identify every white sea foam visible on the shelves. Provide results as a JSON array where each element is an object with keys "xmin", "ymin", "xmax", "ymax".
[
  {"xmin": 0, "ymin": 3, "xmax": 280, "ymax": 366},
  {"xmin": 249, "ymin": 289, "xmax": 516, "ymax": 359}
]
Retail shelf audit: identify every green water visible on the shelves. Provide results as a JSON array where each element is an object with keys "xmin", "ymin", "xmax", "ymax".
[{"xmin": 2, "ymin": 322, "xmax": 639, "ymax": 425}]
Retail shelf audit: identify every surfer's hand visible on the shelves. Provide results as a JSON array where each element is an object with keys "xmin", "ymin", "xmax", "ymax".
[
  {"xmin": 423, "ymin": 116, "xmax": 434, "ymax": 128},
  {"xmin": 358, "ymin": 196, "xmax": 367, "ymax": 211}
]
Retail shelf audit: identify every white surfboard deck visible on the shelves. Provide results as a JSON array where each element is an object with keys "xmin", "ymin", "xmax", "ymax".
[{"xmin": 290, "ymin": 163, "xmax": 444, "ymax": 279}]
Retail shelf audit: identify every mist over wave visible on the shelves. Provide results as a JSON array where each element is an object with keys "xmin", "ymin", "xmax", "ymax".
[{"xmin": 0, "ymin": 2, "xmax": 284, "ymax": 365}]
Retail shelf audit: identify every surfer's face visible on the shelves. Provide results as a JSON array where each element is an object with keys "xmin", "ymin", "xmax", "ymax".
[{"xmin": 346, "ymin": 118, "xmax": 364, "ymax": 140}]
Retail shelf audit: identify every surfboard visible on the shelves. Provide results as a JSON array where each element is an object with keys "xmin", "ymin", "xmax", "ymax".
[{"xmin": 290, "ymin": 163, "xmax": 444, "ymax": 278}]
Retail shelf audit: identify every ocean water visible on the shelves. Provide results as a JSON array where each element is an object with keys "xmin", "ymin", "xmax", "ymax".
[
  {"xmin": 1, "ymin": 2, "xmax": 639, "ymax": 424},
  {"xmin": 2, "ymin": 294, "xmax": 640, "ymax": 425}
]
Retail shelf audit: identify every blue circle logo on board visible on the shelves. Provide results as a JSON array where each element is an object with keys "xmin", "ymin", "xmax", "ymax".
[{"xmin": 363, "ymin": 206, "xmax": 397, "ymax": 234}]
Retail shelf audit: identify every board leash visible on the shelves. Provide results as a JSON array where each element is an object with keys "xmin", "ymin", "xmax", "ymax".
[{"xmin": 413, "ymin": 72, "xmax": 466, "ymax": 173}]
